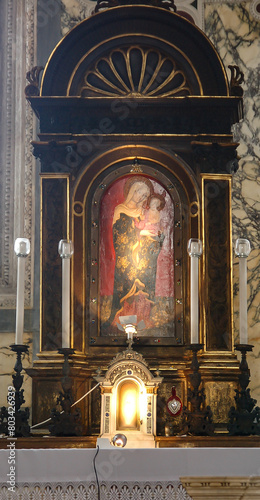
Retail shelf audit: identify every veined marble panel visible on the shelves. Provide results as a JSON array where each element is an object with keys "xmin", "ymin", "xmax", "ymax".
[
  {"xmin": 205, "ymin": 2, "xmax": 260, "ymax": 406},
  {"xmin": 60, "ymin": 0, "xmax": 204, "ymax": 34},
  {"xmin": 61, "ymin": 0, "xmax": 94, "ymax": 34},
  {"xmin": 0, "ymin": 0, "xmax": 35, "ymax": 309},
  {"xmin": 206, "ymin": 0, "xmax": 260, "ymax": 24}
]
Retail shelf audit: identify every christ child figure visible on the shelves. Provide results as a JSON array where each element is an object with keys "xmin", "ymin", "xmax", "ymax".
[{"xmin": 136, "ymin": 192, "xmax": 166, "ymax": 239}]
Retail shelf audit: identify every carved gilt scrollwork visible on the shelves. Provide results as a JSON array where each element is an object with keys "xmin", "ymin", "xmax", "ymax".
[
  {"xmin": 93, "ymin": 0, "xmax": 118, "ymax": 13},
  {"xmin": 228, "ymin": 65, "xmax": 244, "ymax": 97},
  {"xmin": 109, "ymin": 363, "xmax": 149, "ymax": 385},
  {"xmin": 25, "ymin": 66, "xmax": 44, "ymax": 97},
  {"xmin": 108, "ymin": 347, "xmax": 149, "ymax": 367}
]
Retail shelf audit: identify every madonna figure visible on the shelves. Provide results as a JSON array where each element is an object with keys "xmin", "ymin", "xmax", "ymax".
[
  {"xmin": 100, "ymin": 174, "xmax": 174, "ymax": 335},
  {"xmin": 111, "ymin": 176, "xmax": 167, "ymax": 329}
]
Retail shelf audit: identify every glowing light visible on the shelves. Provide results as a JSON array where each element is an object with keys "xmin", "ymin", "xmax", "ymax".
[{"xmin": 118, "ymin": 381, "xmax": 139, "ymax": 429}]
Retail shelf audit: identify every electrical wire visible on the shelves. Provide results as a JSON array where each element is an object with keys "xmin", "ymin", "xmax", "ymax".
[
  {"xmin": 30, "ymin": 382, "xmax": 100, "ymax": 429},
  {"xmin": 71, "ymin": 382, "xmax": 100, "ymax": 407},
  {"xmin": 93, "ymin": 445, "xmax": 100, "ymax": 500}
]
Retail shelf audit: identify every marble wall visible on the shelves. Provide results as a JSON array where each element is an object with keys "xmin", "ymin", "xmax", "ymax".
[
  {"xmin": 59, "ymin": 0, "xmax": 205, "ymax": 34},
  {"xmin": 205, "ymin": 0, "xmax": 260, "ymax": 408},
  {"xmin": 0, "ymin": 0, "xmax": 36, "ymax": 416}
]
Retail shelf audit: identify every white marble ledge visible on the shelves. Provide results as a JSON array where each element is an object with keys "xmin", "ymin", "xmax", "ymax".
[{"xmin": 0, "ymin": 448, "xmax": 260, "ymax": 484}]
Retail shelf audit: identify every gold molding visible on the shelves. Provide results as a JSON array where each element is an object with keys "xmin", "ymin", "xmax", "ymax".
[
  {"xmin": 72, "ymin": 146, "xmax": 199, "ymax": 203},
  {"xmin": 37, "ymin": 132, "xmax": 236, "ymax": 138},
  {"xmin": 34, "ymin": 95, "xmax": 240, "ymax": 101},
  {"xmin": 181, "ymin": 476, "xmax": 260, "ymax": 500}
]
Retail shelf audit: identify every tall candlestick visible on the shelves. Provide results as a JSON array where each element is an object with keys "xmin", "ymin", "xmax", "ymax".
[
  {"xmin": 58, "ymin": 240, "xmax": 74, "ymax": 348},
  {"xmin": 235, "ymin": 238, "xmax": 251, "ymax": 344},
  {"xmin": 187, "ymin": 239, "xmax": 202, "ymax": 344},
  {"xmin": 14, "ymin": 238, "xmax": 30, "ymax": 345}
]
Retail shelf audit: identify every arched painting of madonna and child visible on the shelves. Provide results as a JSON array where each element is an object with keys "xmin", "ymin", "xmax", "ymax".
[{"xmin": 99, "ymin": 175, "xmax": 175, "ymax": 337}]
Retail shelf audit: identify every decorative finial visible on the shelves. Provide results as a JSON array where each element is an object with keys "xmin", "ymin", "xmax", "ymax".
[{"xmin": 130, "ymin": 158, "xmax": 143, "ymax": 173}]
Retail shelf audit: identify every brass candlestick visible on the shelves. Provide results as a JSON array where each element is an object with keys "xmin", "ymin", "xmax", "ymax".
[
  {"xmin": 49, "ymin": 348, "xmax": 82, "ymax": 436},
  {"xmin": 182, "ymin": 343, "xmax": 215, "ymax": 436},
  {"xmin": 228, "ymin": 344, "xmax": 260, "ymax": 435},
  {"xmin": 0, "ymin": 344, "xmax": 30, "ymax": 437}
]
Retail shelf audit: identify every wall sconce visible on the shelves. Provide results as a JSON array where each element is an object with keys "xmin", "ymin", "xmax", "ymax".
[{"xmin": 112, "ymin": 433, "xmax": 127, "ymax": 447}]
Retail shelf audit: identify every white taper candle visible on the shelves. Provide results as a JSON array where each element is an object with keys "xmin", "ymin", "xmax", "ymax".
[
  {"xmin": 187, "ymin": 239, "xmax": 202, "ymax": 344},
  {"xmin": 14, "ymin": 238, "xmax": 30, "ymax": 345},
  {"xmin": 58, "ymin": 240, "xmax": 74, "ymax": 348},
  {"xmin": 235, "ymin": 238, "xmax": 251, "ymax": 344}
]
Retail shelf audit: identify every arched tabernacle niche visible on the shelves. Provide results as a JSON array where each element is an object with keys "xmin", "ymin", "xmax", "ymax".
[
  {"xmin": 72, "ymin": 145, "xmax": 199, "ymax": 351},
  {"xmin": 117, "ymin": 379, "xmax": 140, "ymax": 430}
]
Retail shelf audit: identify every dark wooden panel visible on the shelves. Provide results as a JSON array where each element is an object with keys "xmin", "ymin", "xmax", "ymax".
[{"xmin": 41, "ymin": 176, "xmax": 68, "ymax": 350}]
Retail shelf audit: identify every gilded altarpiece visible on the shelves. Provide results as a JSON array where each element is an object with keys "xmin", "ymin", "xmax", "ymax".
[{"xmin": 27, "ymin": 3, "xmax": 243, "ymax": 434}]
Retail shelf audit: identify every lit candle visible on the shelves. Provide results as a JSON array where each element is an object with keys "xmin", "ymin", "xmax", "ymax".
[
  {"xmin": 235, "ymin": 238, "xmax": 251, "ymax": 344},
  {"xmin": 187, "ymin": 238, "xmax": 202, "ymax": 344},
  {"xmin": 58, "ymin": 240, "xmax": 74, "ymax": 348},
  {"xmin": 14, "ymin": 238, "xmax": 30, "ymax": 345}
]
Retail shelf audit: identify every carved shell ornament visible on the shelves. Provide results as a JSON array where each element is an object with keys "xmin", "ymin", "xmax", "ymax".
[{"xmin": 79, "ymin": 47, "xmax": 192, "ymax": 97}]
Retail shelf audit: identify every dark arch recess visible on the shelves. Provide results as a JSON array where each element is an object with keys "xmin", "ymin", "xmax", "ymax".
[
  {"xmin": 71, "ymin": 145, "xmax": 200, "ymax": 349},
  {"xmin": 40, "ymin": 5, "xmax": 229, "ymax": 97}
]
